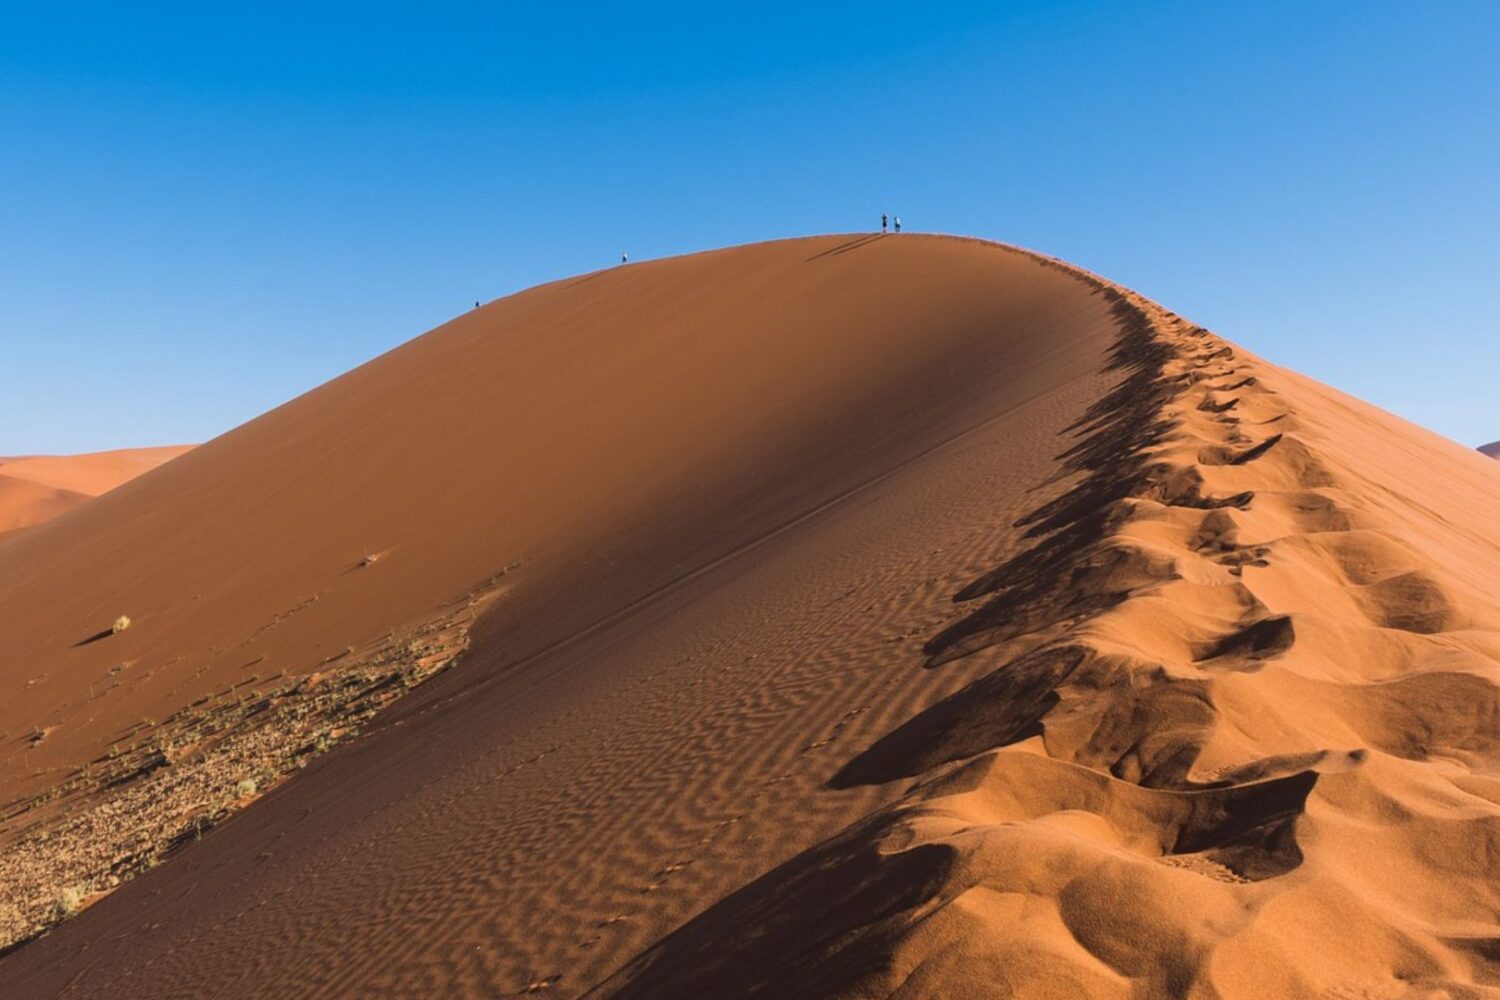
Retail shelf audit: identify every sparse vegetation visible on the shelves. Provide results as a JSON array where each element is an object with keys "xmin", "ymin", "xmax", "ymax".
[
  {"xmin": 53, "ymin": 885, "xmax": 85, "ymax": 920},
  {"xmin": 112, "ymin": 615, "xmax": 132, "ymax": 634},
  {"xmin": 0, "ymin": 573, "xmax": 505, "ymax": 952}
]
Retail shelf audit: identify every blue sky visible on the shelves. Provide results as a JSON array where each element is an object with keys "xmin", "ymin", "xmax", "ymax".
[{"xmin": 3, "ymin": 2, "xmax": 1497, "ymax": 453}]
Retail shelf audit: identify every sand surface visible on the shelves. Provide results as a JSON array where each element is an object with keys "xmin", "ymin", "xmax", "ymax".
[
  {"xmin": 0, "ymin": 447, "xmax": 190, "ymax": 541},
  {"xmin": 1480, "ymin": 441, "xmax": 1500, "ymax": 459},
  {"xmin": 4, "ymin": 235, "xmax": 1500, "ymax": 998}
]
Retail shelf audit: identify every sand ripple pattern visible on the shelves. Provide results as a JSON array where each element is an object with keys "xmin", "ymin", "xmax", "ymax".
[{"xmin": 600, "ymin": 270, "xmax": 1500, "ymax": 997}]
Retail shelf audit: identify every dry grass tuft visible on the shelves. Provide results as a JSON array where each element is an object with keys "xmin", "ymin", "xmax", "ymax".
[
  {"xmin": 53, "ymin": 885, "xmax": 85, "ymax": 920},
  {"xmin": 0, "ymin": 565, "xmax": 512, "ymax": 952}
]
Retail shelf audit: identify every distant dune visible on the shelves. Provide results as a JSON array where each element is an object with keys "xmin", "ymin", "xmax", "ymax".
[
  {"xmin": 0, "ymin": 446, "xmax": 190, "ymax": 540},
  {"xmin": 4, "ymin": 236, "xmax": 1500, "ymax": 999},
  {"xmin": 1480, "ymin": 441, "xmax": 1500, "ymax": 458}
]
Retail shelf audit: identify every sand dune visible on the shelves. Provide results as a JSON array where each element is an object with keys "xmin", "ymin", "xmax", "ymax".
[
  {"xmin": 0, "ymin": 475, "xmax": 91, "ymax": 542},
  {"xmin": 3, "ymin": 236, "xmax": 1500, "ymax": 998},
  {"xmin": 0, "ymin": 447, "xmax": 190, "ymax": 541},
  {"xmin": 1481, "ymin": 441, "xmax": 1500, "ymax": 459}
]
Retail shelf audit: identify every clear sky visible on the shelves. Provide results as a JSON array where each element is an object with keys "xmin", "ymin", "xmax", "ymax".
[{"xmin": 3, "ymin": 2, "xmax": 1497, "ymax": 454}]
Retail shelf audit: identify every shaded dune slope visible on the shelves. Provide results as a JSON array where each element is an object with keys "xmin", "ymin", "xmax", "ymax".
[
  {"xmin": 1, "ymin": 234, "xmax": 1118, "ymax": 989},
  {"xmin": 0, "ymin": 236, "xmax": 1102, "ymax": 806},
  {"xmin": 6, "ymin": 236, "xmax": 1500, "ymax": 998}
]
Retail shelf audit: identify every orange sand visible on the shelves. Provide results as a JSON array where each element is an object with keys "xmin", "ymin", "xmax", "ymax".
[
  {"xmin": 0, "ymin": 447, "xmax": 189, "ymax": 541},
  {"xmin": 3, "ymin": 236, "xmax": 1500, "ymax": 999}
]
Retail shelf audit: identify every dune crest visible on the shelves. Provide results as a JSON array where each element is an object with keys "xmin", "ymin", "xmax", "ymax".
[
  {"xmin": 599, "ymin": 270, "xmax": 1500, "ymax": 998},
  {"xmin": 0, "ymin": 235, "xmax": 1124, "ymax": 967},
  {"xmin": 1480, "ymin": 441, "xmax": 1500, "ymax": 459},
  {"xmin": 4, "ymin": 237, "xmax": 1500, "ymax": 998}
]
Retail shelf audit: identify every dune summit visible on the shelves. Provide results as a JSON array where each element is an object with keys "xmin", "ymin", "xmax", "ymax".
[
  {"xmin": 1480, "ymin": 441, "xmax": 1500, "ymax": 459},
  {"xmin": 0, "ymin": 446, "xmax": 189, "ymax": 541},
  {"xmin": 4, "ymin": 235, "xmax": 1500, "ymax": 998}
]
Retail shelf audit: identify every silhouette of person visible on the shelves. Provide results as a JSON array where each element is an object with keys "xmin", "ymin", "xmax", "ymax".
[
  {"xmin": 621, "ymin": 252, "xmax": 628, "ymax": 265},
  {"xmin": 894, "ymin": 216, "xmax": 902, "ymax": 233},
  {"xmin": 474, "ymin": 301, "xmax": 480, "ymax": 309},
  {"xmin": 881, "ymin": 213, "xmax": 888, "ymax": 233}
]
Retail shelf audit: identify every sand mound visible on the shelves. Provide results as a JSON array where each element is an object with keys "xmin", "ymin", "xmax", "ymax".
[
  {"xmin": 0, "ymin": 446, "xmax": 190, "ymax": 541},
  {"xmin": 4, "ymin": 236, "xmax": 1500, "ymax": 999},
  {"xmin": 1480, "ymin": 441, "xmax": 1500, "ymax": 459},
  {"xmin": 0, "ymin": 475, "xmax": 91, "ymax": 541}
]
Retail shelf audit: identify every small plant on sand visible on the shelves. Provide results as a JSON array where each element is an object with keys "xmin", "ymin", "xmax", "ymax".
[
  {"xmin": 53, "ymin": 885, "xmax": 85, "ymax": 920},
  {"xmin": 235, "ymin": 778, "xmax": 258, "ymax": 797},
  {"xmin": 112, "ymin": 615, "xmax": 132, "ymax": 634}
]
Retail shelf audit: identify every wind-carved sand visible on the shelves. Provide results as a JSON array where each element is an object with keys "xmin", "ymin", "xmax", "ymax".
[
  {"xmin": 3, "ymin": 236, "xmax": 1500, "ymax": 998},
  {"xmin": 602, "ymin": 270, "xmax": 1500, "ymax": 998}
]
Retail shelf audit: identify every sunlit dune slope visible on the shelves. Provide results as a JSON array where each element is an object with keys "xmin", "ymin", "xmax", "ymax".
[
  {"xmin": 0, "ymin": 446, "xmax": 191, "ymax": 497},
  {"xmin": 0, "ymin": 447, "xmax": 189, "ymax": 541},
  {"xmin": 0, "ymin": 475, "xmax": 90, "ymax": 541},
  {"xmin": 6, "ymin": 235, "xmax": 1500, "ymax": 999}
]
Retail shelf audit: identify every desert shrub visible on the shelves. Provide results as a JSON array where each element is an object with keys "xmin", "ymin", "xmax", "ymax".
[
  {"xmin": 54, "ymin": 885, "xmax": 85, "ymax": 920},
  {"xmin": 112, "ymin": 615, "xmax": 132, "ymax": 634}
]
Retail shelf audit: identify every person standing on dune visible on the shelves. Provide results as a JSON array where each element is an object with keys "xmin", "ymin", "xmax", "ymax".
[
  {"xmin": 621, "ymin": 252, "xmax": 628, "ymax": 265},
  {"xmin": 894, "ymin": 216, "xmax": 902, "ymax": 233},
  {"xmin": 881, "ymin": 213, "xmax": 888, "ymax": 233}
]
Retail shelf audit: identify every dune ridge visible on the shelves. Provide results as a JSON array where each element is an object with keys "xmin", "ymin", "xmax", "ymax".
[
  {"xmin": 0, "ymin": 234, "xmax": 1124, "ymax": 982},
  {"xmin": 598, "ymin": 269, "xmax": 1500, "ymax": 997},
  {"xmin": 4, "ymin": 236, "xmax": 1500, "ymax": 997}
]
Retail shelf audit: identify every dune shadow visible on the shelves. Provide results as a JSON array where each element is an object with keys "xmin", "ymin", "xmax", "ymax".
[
  {"xmin": 1194, "ymin": 614, "xmax": 1295, "ymax": 664},
  {"xmin": 565, "ymin": 269, "xmax": 611, "ymax": 288},
  {"xmin": 830, "ymin": 645, "xmax": 1087, "ymax": 788},
  {"xmin": 924, "ymin": 291, "xmax": 1190, "ymax": 664},
  {"xmin": 74, "ymin": 629, "xmax": 115, "ymax": 647},
  {"xmin": 589, "ymin": 812, "xmax": 954, "ymax": 1000},
  {"xmin": 805, "ymin": 234, "xmax": 885, "ymax": 261}
]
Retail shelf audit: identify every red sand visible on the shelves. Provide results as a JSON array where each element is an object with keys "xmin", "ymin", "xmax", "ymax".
[{"xmin": 4, "ymin": 236, "xmax": 1500, "ymax": 998}]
